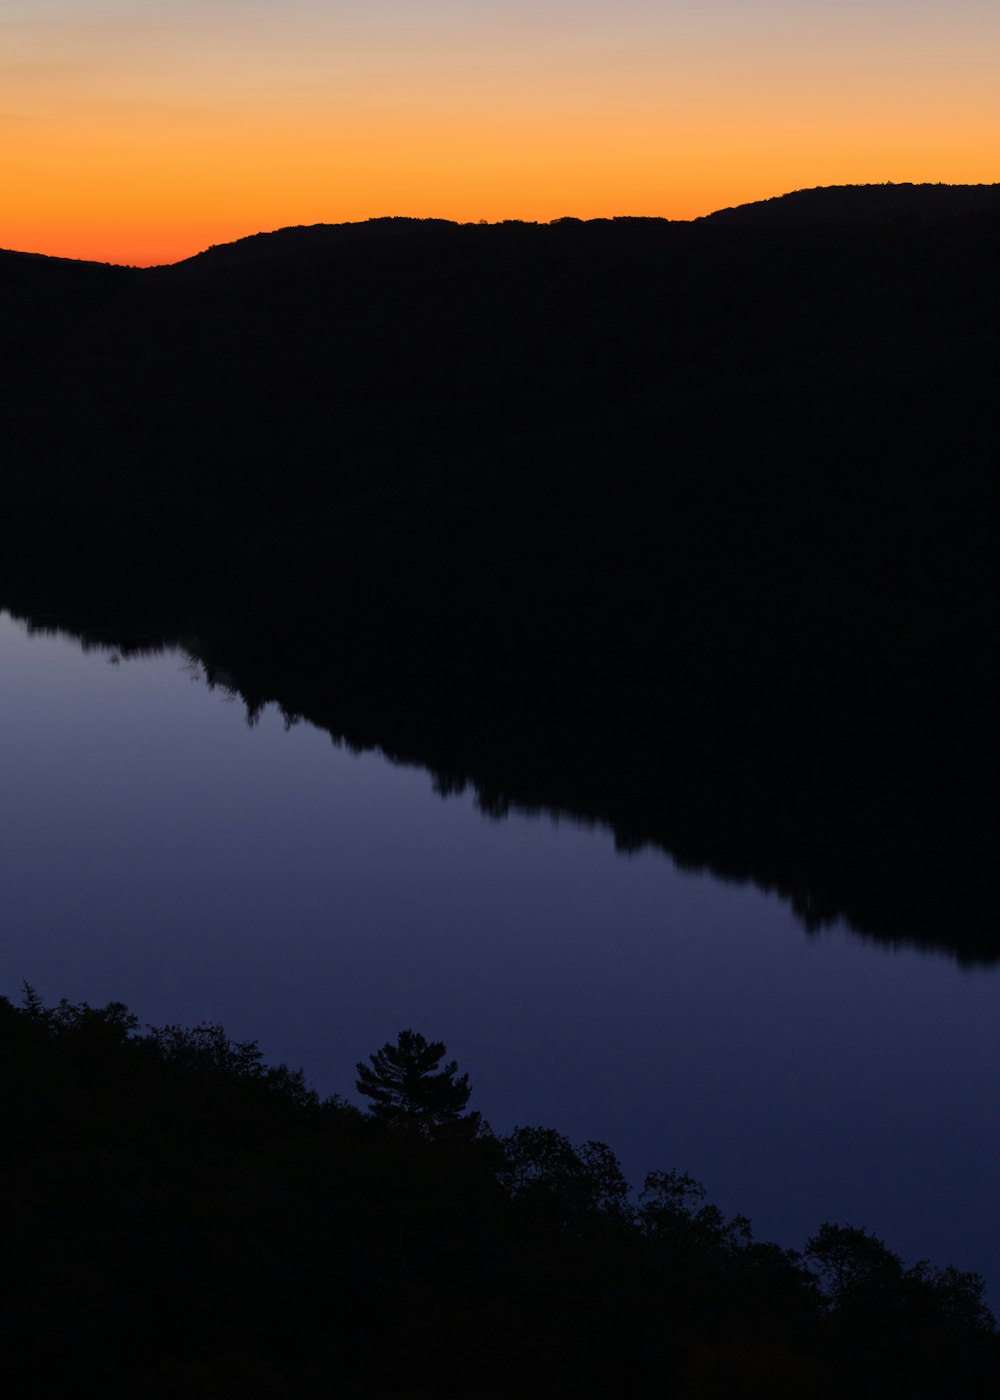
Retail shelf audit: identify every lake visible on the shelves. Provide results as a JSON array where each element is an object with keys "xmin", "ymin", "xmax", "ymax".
[{"xmin": 1, "ymin": 607, "xmax": 997, "ymax": 1298}]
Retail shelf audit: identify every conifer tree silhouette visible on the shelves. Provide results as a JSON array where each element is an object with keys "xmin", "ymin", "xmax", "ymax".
[{"xmin": 355, "ymin": 1029, "xmax": 480, "ymax": 1134}]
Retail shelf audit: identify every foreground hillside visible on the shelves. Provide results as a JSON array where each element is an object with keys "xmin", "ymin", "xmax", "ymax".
[
  {"xmin": 2, "ymin": 990, "xmax": 996, "ymax": 1398},
  {"xmin": 1, "ymin": 186, "xmax": 998, "ymax": 958}
]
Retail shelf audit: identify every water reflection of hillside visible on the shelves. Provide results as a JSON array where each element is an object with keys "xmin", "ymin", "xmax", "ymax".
[{"xmin": 6, "ymin": 596, "xmax": 997, "ymax": 968}]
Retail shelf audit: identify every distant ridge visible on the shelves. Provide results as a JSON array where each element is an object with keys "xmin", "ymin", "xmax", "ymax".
[
  {"xmin": 701, "ymin": 181, "xmax": 1000, "ymax": 228},
  {"xmin": 167, "ymin": 183, "xmax": 1000, "ymax": 269},
  {"xmin": 4, "ymin": 183, "xmax": 1000, "ymax": 271}
]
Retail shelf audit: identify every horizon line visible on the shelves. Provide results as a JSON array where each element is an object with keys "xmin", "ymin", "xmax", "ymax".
[{"xmin": 4, "ymin": 180, "xmax": 998, "ymax": 270}]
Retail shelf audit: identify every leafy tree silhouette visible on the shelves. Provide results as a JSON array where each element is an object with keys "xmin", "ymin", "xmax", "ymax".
[{"xmin": 355, "ymin": 1029, "xmax": 481, "ymax": 1136}]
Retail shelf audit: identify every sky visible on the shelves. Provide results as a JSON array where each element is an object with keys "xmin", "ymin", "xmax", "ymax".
[{"xmin": 2, "ymin": 0, "xmax": 998, "ymax": 265}]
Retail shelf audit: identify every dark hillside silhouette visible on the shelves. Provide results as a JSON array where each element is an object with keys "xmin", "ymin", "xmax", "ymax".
[
  {"xmin": 1, "ymin": 184, "xmax": 998, "ymax": 960},
  {"xmin": 701, "ymin": 181, "xmax": 1000, "ymax": 228},
  {"xmin": 2, "ymin": 990, "xmax": 996, "ymax": 1397}
]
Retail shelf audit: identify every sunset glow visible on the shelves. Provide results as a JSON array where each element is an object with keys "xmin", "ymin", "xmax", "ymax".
[{"xmin": 3, "ymin": 0, "xmax": 998, "ymax": 266}]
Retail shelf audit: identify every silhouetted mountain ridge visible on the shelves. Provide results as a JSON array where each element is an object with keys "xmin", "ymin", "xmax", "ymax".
[
  {"xmin": 700, "ymin": 181, "xmax": 1000, "ymax": 228},
  {"xmin": 5, "ymin": 183, "xmax": 999, "ymax": 273}
]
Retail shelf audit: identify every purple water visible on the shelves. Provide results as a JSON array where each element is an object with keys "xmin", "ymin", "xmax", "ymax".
[{"xmin": 2, "ymin": 609, "xmax": 997, "ymax": 1298}]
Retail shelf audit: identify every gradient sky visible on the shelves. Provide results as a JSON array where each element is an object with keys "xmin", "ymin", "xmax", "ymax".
[{"xmin": 2, "ymin": 0, "xmax": 998, "ymax": 264}]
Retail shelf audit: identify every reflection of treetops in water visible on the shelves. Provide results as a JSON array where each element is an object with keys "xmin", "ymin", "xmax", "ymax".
[
  {"xmin": 160, "ymin": 635, "xmax": 1000, "ymax": 968},
  {"xmin": 12, "ymin": 614, "xmax": 171, "ymax": 662},
  {"xmin": 3, "ymin": 990, "xmax": 997, "ymax": 1397},
  {"xmin": 4, "ymin": 598, "xmax": 999, "ymax": 966},
  {"xmin": 196, "ymin": 645, "xmax": 833, "ymax": 924}
]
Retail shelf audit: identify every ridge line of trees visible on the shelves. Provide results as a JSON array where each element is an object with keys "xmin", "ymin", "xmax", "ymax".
[{"xmin": 2, "ymin": 991, "xmax": 995, "ymax": 1397}]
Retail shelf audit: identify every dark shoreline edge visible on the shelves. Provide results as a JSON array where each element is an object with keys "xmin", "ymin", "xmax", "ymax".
[{"xmin": 2, "ymin": 185, "xmax": 998, "ymax": 962}]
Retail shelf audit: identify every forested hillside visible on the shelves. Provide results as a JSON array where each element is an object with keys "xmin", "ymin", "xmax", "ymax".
[
  {"xmin": 2, "ymin": 185, "xmax": 998, "ymax": 957},
  {"xmin": 2, "ymin": 991, "xmax": 996, "ymax": 1397}
]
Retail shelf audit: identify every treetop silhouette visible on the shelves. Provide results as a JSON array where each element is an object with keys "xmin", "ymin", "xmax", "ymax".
[{"xmin": 355, "ymin": 1028, "xmax": 481, "ymax": 1135}]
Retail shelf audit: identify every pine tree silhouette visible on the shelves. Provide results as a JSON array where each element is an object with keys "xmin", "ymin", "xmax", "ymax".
[{"xmin": 355, "ymin": 1029, "xmax": 480, "ymax": 1135}]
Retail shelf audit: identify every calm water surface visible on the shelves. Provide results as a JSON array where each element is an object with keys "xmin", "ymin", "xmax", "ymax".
[{"xmin": 1, "ymin": 610, "xmax": 997, "ymax": 1294}]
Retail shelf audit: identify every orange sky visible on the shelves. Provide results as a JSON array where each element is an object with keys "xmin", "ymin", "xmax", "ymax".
[{"xmin": 2, "ymin": 1, "xmax": 998, "ymax": 265}]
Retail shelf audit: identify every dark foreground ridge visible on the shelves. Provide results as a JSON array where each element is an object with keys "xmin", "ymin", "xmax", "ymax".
[
  {"xmin": 2, "ymin": 990, "xmax": 996, "ymax": 1398},
  {"xmin": 2, "ymin": 184, "xmax": 998, "ymax": 960}
]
